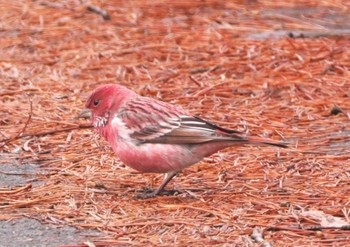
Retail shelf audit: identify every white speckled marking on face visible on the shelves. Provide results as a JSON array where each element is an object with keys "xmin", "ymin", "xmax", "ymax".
[{"xmin": 93, "ymin": 116, "xmax": 108, "ymax": 127}]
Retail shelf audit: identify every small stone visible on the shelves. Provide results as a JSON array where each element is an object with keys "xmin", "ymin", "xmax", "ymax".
[{"xmin": 11, "ymin": 146, "xmax": 22, "ymax": 154}]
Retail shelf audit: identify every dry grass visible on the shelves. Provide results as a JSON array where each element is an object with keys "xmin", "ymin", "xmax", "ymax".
[{"xmin": 1, "ymin": 0, "xmax": 350, "ymax": 246}]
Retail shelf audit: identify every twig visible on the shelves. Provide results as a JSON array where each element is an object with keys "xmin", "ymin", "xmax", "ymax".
[
  {"xmin": 0, "ymin": 196, "xmax": 59, "ymax": 209},
  {"xmin": 189, "ymin": 75, "xmax": 202, "ymax": 87},
  {"xmin": 0, "ymin": 184, "xmax": 32, "ymax": 194},
  {"xmin": 0, "ymin": 124, "xmax": 93, "ymax": 144},
  {"xmin": 266, "ymin": 224, "xmax": 350, "ymax": 232},
  {"xmin": 265, "ymin": 226, "xmax": 309, "ymax": 235},
  {"xmin": 87, "ymin": 5, "xmax": 111, "ymax": 20},
  {"xmin": 0, "ymin": 171, "xmax": 34, "ymax": 175},
  {"xmin": 0, "ymin": 88, "xmax": 39, "ymax": 97},
  {"xmin": 17, "ymin": 98, "xmax": 33, "ymax": 139},
  {"xmin": 304, "ymin": 225, "xmax": 350, "ymax": 231},
  {"xmin": 0, "ymin": 97, "xmax": 34, "ymax": 146}
]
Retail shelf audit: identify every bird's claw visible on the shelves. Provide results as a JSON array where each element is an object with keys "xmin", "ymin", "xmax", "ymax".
[
  {"xmin": 160, "ymin": 189, "xmax": 180, "ymax": 196},
  {"xmin": 134, "ymin": 188, "xmax": 181, "ymax": 199},
  {"xmin": 136, "ymin": 188, "xmax": 154, "ymax": 194},
  {"xmin": 134, "ymin": 192, "xmax": 157, "ymax": 199}
]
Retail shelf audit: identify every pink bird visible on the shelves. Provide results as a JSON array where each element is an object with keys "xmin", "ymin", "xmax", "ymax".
[{"xmin": 84, "ymin": 84, "xmax": 287, "ymax": 199}]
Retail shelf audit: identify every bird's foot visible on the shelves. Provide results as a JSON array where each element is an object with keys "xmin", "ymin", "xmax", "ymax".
[{"xmin": 134, "ymin": 188, "xmax": 180, "ymax": 199}]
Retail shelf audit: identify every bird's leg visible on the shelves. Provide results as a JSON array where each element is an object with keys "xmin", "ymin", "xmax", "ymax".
[
  {"xmin": 135, "ymin": 171, "xmax": 179, "ymax": 199},
  {"xmin": 153, "ymin": 171, "xmax": 178, "ymax": 195}
]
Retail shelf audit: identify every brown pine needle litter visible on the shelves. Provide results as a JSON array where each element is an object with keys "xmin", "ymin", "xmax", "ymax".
[{"xmin": 1, "ymin": 0, "xmax": 350, "ymax": 246}]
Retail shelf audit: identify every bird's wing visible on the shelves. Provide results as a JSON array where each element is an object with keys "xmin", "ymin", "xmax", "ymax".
[
  {"xmin": 117, "ymin": 97, "xmax": 245, "ymax": 144},
  {"xmin": 144, "ymin": 115, "xmax": 247, "ymax": 144}
]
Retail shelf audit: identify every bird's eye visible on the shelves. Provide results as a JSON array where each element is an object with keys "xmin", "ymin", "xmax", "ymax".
[{"xmin": 93, "ymin": 99, "xmax": 100, "ymax": 106}]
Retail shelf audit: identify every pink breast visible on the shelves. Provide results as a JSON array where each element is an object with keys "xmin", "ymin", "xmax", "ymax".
[{"xmin": 113, "ymin": 141, "xmax": 197, "ymax": 173}]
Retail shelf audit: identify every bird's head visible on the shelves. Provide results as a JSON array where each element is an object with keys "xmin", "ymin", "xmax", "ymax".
[{"xmin": 83, "ymin": 84, "xmax": 135, "ymax": 128}]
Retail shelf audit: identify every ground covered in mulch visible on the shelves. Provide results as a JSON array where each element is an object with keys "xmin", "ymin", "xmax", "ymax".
[{"xmin": 1, "ymin": 1, "xmax": 350, "ymax": 246}]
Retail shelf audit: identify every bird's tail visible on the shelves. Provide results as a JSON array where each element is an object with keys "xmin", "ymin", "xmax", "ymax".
[{"xmin": 246, "ymin": 136, "xmax": 288, "ymax": 148}]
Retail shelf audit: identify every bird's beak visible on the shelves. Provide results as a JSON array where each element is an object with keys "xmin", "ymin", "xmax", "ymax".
[{"xmin": 78, "ymin": 108, "xmax": 92, "ymax": 119}]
